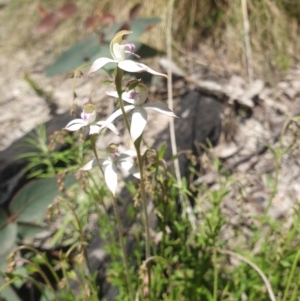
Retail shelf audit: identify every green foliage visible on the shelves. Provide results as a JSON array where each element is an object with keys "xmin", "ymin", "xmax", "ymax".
[
  {"xmin": 0, "ymin": 176, "xmax": 75, "ymax": 260},
  {"xmin": 17, "ymin": 124, "xmax": 88, "ymax": 178},
  {"xmin": 2, "ymin": 131, "xmax": 300, "ymax": 300}
]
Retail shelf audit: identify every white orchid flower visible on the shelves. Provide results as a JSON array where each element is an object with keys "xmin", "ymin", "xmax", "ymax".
[
  {"xmin": 105, "ymin": 83, "xmax": 177, "ymax": 142},
  {"xmin": 89, "ymin": 30, "xmax": 167, "ymax": 78},
  {"xmin": 64, "ymin": 103, "xmax": 119, "ymax": 135},
  {"xmin": 80, "ymin": 144, "xmax": 140, "ymax": 196}
]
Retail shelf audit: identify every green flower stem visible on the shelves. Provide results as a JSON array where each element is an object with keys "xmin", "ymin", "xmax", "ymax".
[
  {"xmin": 1, "ymin": 274, "xmax": 52, "ymax": 301},
  {"xmin": 91, "ymin": 127, "xmax": 133, "ymax": 301},
  {"xmin": 213, "ymin": 246, "xmax": 218, "ymax": 301},
  {"xmin": 135, "ymin": 136, "xmax": 152, "ymax": 297},
  {"xmin": 65, "ymin": 200, "xmax": 92, "ymax": 276},
  {"xmin": 134, "ymin": 136, "xmax": 151, "ymax": 261},
  {"xmin": 90, "ymin": 135, "xmax": 104, "ymax": 174},
  {"xmin": 15, "ymin": 245, "xmax": 60, "ymax": 284},
  {"xmin": 16, "ymin": 258, "xmax": 58, "ymax": 301},
  {"xmin": 115, "ymin": 67, "xmax": 151, "ymax": 260},
  {"xmin": 112, "ymin": 196, "xmax": 134, "ymax": 301},
  {"xmin": 282, "ymin": 250, "xmax": 300, "ymax": 301},
  {"xmin": 115, "ymin": 67, "xmax": 151, "ymax": 294},
  {"xmin": 115, "ymin": 68, "xmax": 131, "ymax": 134}
]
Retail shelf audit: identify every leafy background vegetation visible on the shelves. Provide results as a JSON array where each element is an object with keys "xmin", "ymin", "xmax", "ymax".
[{"xmin": 0, "ymin": 0, "xmax": 300, "ymax": 300}]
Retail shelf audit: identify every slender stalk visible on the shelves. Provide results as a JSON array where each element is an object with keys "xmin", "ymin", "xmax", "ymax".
[
  {"xmin": 241, "ymin": 0, "xmax": 253, "ymax": 83},
  {"xmin": 14, "ymin": 245, "xmax": 60, "ymax": 284},
  {"xmin": 134, "ymin": 138, "xmax": 152, "ymax": 300},
  {"xmin": 92, "ymin": 138, "xmax": 133, "ymax": 300},
  {"xmin": 264, "ymin": 150, "xmax": 280, "ymax": 218},
  {"xmin": 1, "ymin": 274, "xmax": 52, "ymax": 301},
  {"xmin": 115, "ymin": 66, "xmax": 151, "ymax": 294},
  {"xmin": 112, "ymin": 196, "xmax": 134, "ymax": 301},
  {"xmin": 59, "ymin": 256, "xmax": 76, "ymax": 300},
  {"xmin": 115, "ymin": 67, "xmax": 151, "ymax": 259},
  {"xmin": 16, "ymin": 258, "xmax": 59, "ymax": 301},
  {"xmin": 65, "ymin": 200, "xmax": 92, "ymax": 276},
  {"xmin": 134, "ymin": 137, "xmax": 151, "ymax": 260},
  {"xmin": 166, "ymin": 0, "xmax": 196, "ymax": 230},
  {"xmin": 218, "ymin": 249, "xmax": 276, "ymax": 301},
  {"xmin": 115, "ymin": 68, "xmax": 131, "ymax": 134},
  {"xmin": 282, "ymin": 250, "xmax": 300, "ymax": 301},
  {"xmin": 213, "ymin": 246, "xmax": 218, "ymax": 301}
]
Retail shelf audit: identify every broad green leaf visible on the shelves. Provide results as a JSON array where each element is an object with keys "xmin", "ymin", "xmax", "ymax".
[
  {"xmin": 102, "ymin": 21, "xmax": 127, "ymax": 41},
  {"xmin": 129, "ymin": 17, "xmax": 161, "ymax": 41},
  {"xmin": 9, "ymin": 175, "xmax": 75, "ymax": 224},
  {"xmin": 46, "ymin": 21, "xmax": 125, "ymax": 77},
  {"xmin": 17, "ymin": 222, "xmax": 45, "ymax": 240},
  {"xmin": 0, "ymin": 208, "xmax": 17, "ymax": 260},
  {"xmin": 39, "ymin": 288, "xmax": 56, "ymax": 301},
  {"xmin": 0, "ymin": 274, "xmax": 22, "ymax": 301},
  {"xmin": 0, "ymin": 208, "xmax": 8, "ymax": 230},
  {"xmin": 5, "ymin": 267, "xmax": 28, "ymax": 289},
  {"xmin": 46, "ymin": 36, "xmax": 107, "ymax": 77}
]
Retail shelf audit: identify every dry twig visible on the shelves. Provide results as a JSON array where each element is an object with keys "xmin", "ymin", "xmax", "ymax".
[
  {"xmin": 218, "ymin": 249, "xmax": 277, "ymax": 301},
  {"xmin": 166, "ymin": 0, "xmax": 196, "ymax": 229},
  {"xmin": 241, "ymin": 0, "xmax": 254, "ymax": 83}
]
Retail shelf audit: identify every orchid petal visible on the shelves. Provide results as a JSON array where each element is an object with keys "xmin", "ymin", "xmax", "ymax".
[
  {"xmin": 106, "ymin": 91, "xmax": 119, "ymax": 98},
  {"xmin": 131, "ymin": 107, "xmax": 148, "ymax": 142},
  {"xmin": 98, "ymin": 106, "xmax": 135, "ymax": 132},
  {"xmin": 143, "ymin": 102, "xmax": 177, "ymax": 117},
  {"xmin": 89, "ymin": 58, "xmax": 117, "ymax": 74},
  {"xmin": 119, "ymin": 160, "xmax": 140, "ymax": 179},
  {"xmin": 106, "ymin": 90, "xmax": 135, "ymax": 104},
  {"xmin": 104, "ymin": 162, "xmax": 118, "ymax": 196},
  {"xmin": 94, "ymin": 121, "xmax": 120, "ymax": 135},
  {"xmin": 89, "ymin": 125, "xmax": 100, "ymax": 135},
  {"xmin": 80, "ymin": 159, "xmax": 97, "ymax": 171},
  {"xmin": 119, "ymin": 150, "xmax": 137, "ymax": 158},
  {"xmin": 121, "ymin": 92, "xmax": 137, "ymax": 104},
  {"xmin": 64, "ymin": 119, "xmax": 87, "ymax": 131},
  {"xmin": 118, "ymin": 60, "xmax": 167, "ymax": 78},
  {"xmin": 105, "ymin": 106, "xmax": 135, "ymax": 124},
  {"xmin": 102, "ymin": 159, "xmax": 111, "ymax": 166},
  {"xmin": 106, "ymin": 90, "xmax": 142, "ymax": 105}
]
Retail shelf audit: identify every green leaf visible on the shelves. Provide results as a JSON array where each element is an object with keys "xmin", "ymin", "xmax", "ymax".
[
  {"xmin": 129, "ymin": 17, "xmax": 161, "ymax": 41},
  {"xmin": 46, "ymin": 36, "xmax": 109, "ymax": 77},
  {"xmin": 265, "ymin": 173, "xmax": 274, "ymax": 190},
  {"xmin": 17, "ymin": 222, "xmax": 45, "ymax": 240},
  {"xmin": 0, "ymin": 208, "xmax": 8, "ymax": 230},
  {"xmin": 5, "ymin": 267, "xmax": 28, "ymax": 289},
  {"xmin": 0, "ymin": 208, "xmax": 18, "ymax": 260},
  {"xmin": 0, "ymin": 274, "xmax": 22, "ymax": 301},
  {"xmin": 39, "ymin": 288, "xmax": 56, "ymax": 301},
  {"xmin": 9, "ymin": 175, "xmax": 76, "ymax": 224},
  {"xmin": 158, "ymin": 142, "xmax": 166, "ymax": 159}
]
